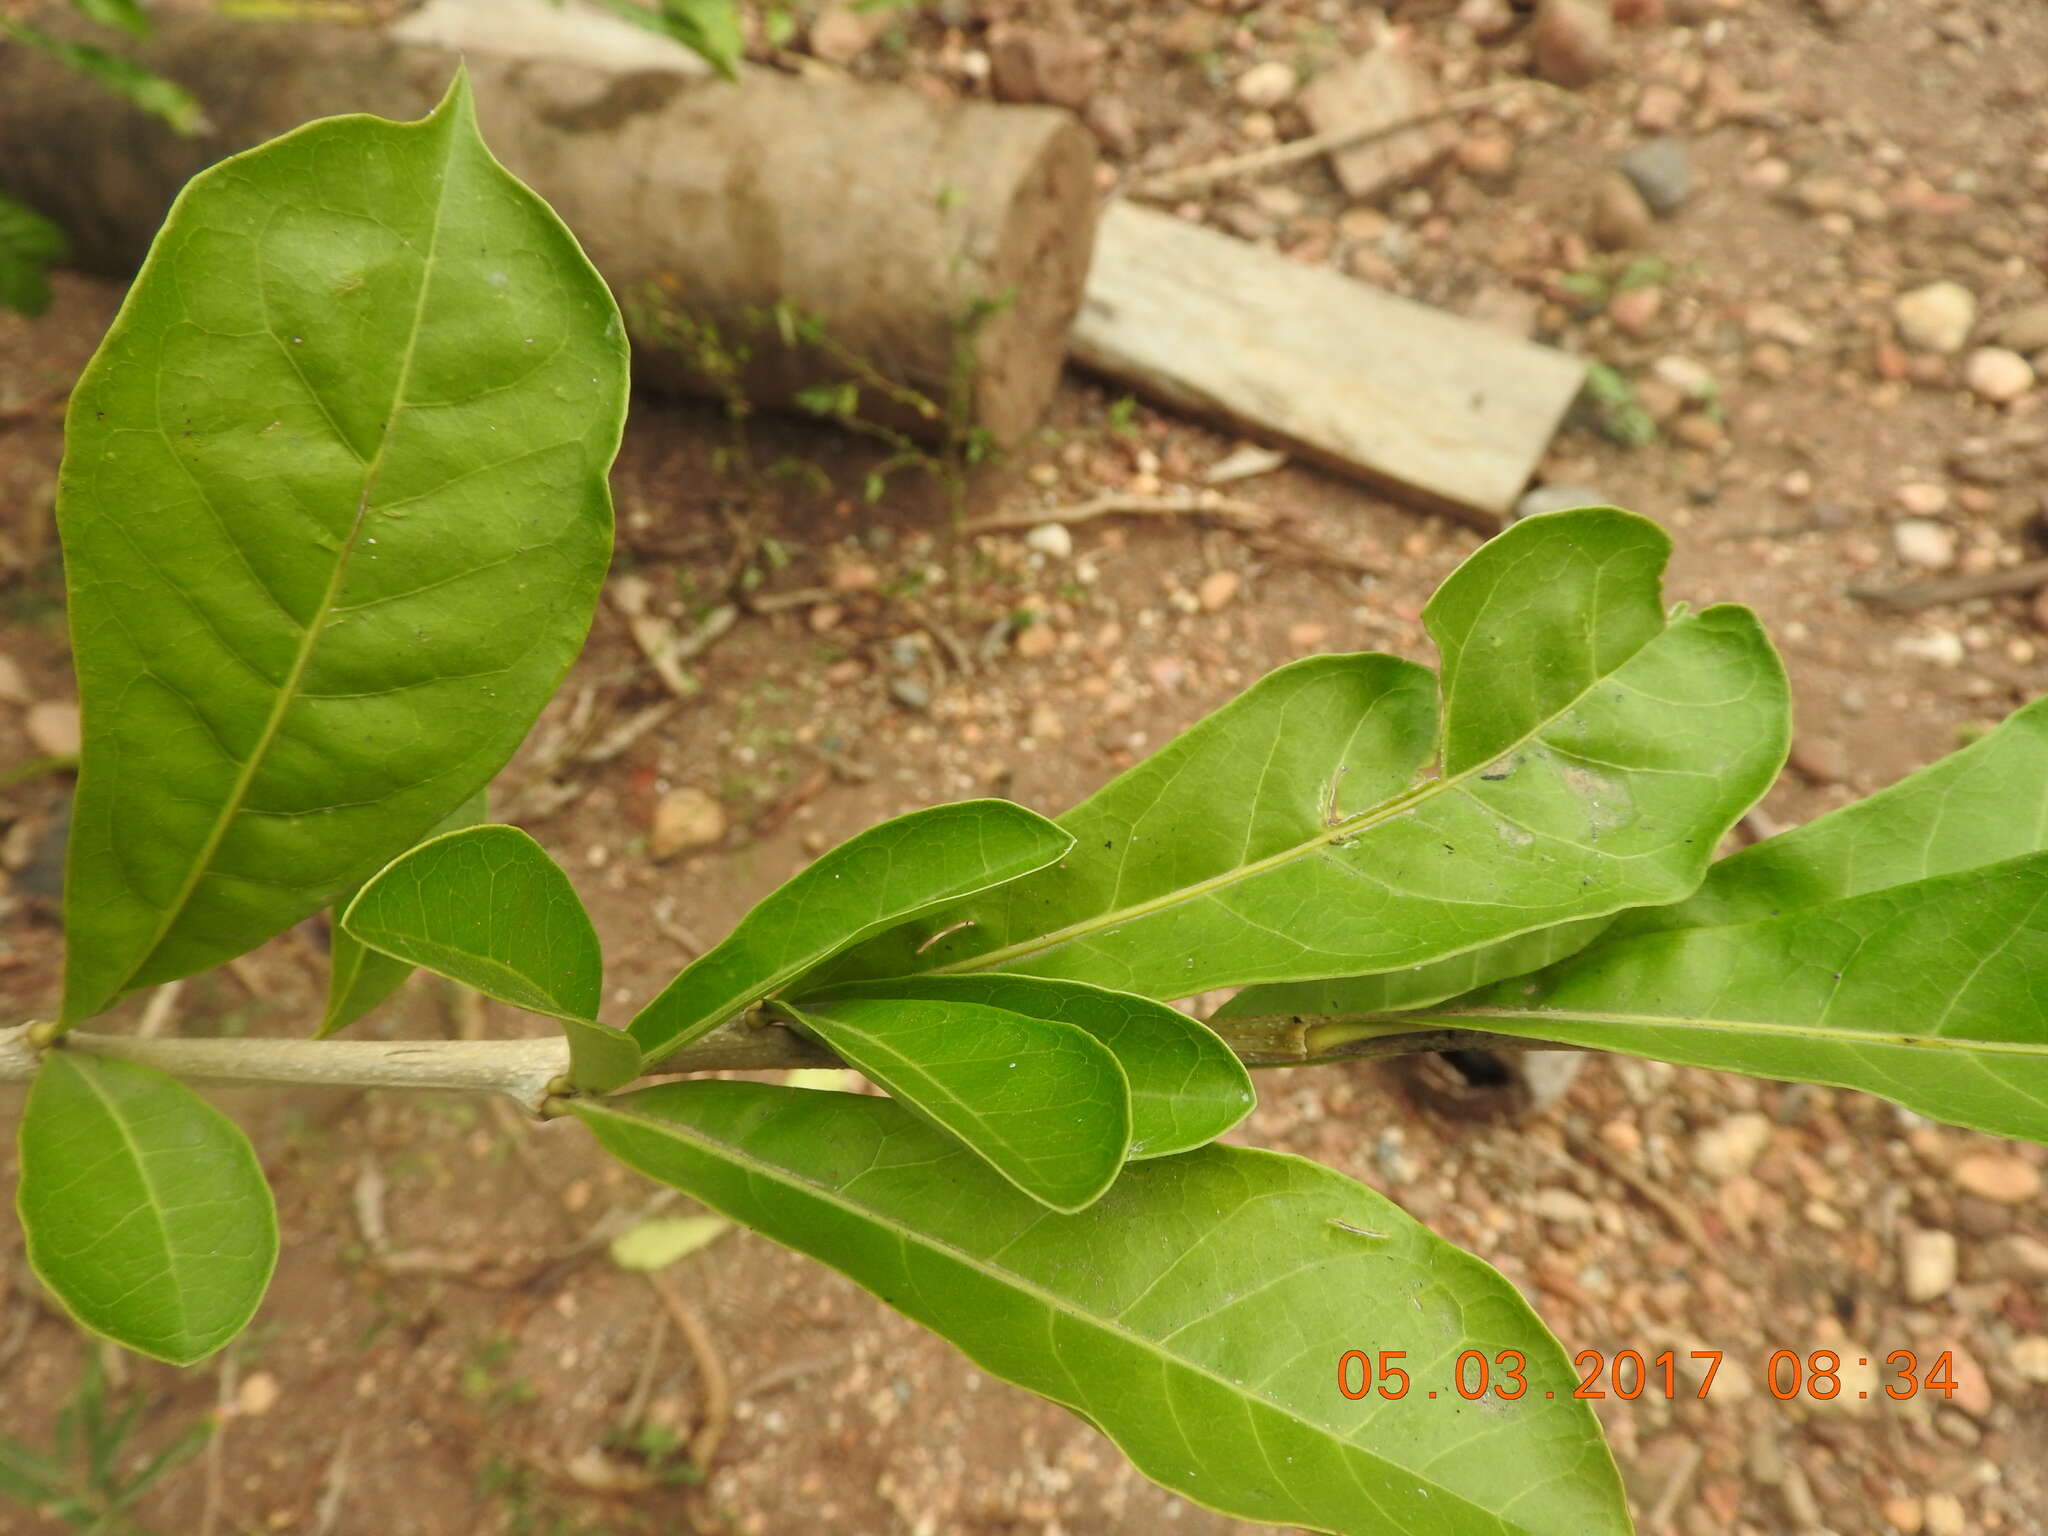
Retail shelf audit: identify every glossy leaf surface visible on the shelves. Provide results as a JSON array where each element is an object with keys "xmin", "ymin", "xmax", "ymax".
[
  {"xmin": 341, "ymin": 823, "xmax": 635, "ymax": 1090},
  {"xmin": 814, "ymin": 974, "xmax": 1252, "ymax": 1159},
  {"xmin": 577, "ymin": 1082, "xmax": 1629, "ymax": 1536},
  {"xmin": 57, "ymin": 77, "xmax": 626, "ymax": 1024},
  {"xmin": 17, "ymin": 1053, "xmax": 277, "ymax": 1364},
  {"xmin": 1426, "ymin": 854, "xmax": 2048, "ymax": 1141},
  {"xmin": 823, "ymin": 510, "xmax": 1787, "ymax": 1001},
  {"xmin": 319, "ymin": 788, "xmax": 487, "ymax": 1038},
  {"xmin": 629, "ymin": 800, "xmax": 1073, "ymax": 1064},
  {"xmin": 787, "ymin": 997, "xmax": 1130, "ymax": 1211}
]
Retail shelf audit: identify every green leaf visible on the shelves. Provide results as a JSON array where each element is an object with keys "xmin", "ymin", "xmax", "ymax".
[
  {"xmin": 16, "ymin": 1053, "xmax": 278, "ymax": 1364},
  {"xmin": 576, "ymin": 1083, "xmax": 1628, "ymax": 1536},
  {"xmin": 0, "ymin": 21, "xmax": 205, "ymax": 134},
  {"xmin": 785, "ymin": 996, "xmax": 1131, "ymax": 1211},
  {"xmin": 1420, "ymin": 853, "xmax": 2048, "ymax": 1142},
  {"xmin": 1620, "ymin": 692, "xmax": 2048, "ymax": 937},
  {"xmin": 319, "ymin": 787, "xmax": 488, "ymax": 1038},
  {"xmin": 69, "ymin": 0, "xmax": 152, "ymax": 40},
  {"xmin": 0, "ymin": 193, "xmax": 67, "ymax": 318},
  {"xmin": 56, "ymin": 75, "xmax": 627, "ymax": 1025},
  {"xmin": 608, "ymin": 1213, "xmax": 731, "ymax": 1271},
  {"xmin": 812, "ymin": 975, "xmax": 1252, "ymax": 1159},
  {"xmin": 628, "ymin": 800, "xmax": 1074, "ymax": 1064},
  {"xmin": 341, "ymin": 823, "xmax": 637, "ymax": 1091},
  {"xmin": 1217, "ymin": 917, "xmax": 1612, "ymax": 1027},
  {"xmin": 821, "ymin": 510, "xmax": 1788, "ymax": 1001},
  {"xmin": 586, "ymin": 0, "xmax": 742, "ymax": 79}
]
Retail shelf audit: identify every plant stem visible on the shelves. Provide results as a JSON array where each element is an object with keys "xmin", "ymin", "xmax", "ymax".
[{"xmin": 0, "ymin": 1014, "xmax": 1572, "ymax": 1108}]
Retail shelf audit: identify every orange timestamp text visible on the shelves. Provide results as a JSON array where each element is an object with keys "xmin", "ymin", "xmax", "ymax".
[{"xmin": 1335, "ymin": 1348, "xmax": 1962, "ymax": 1403}]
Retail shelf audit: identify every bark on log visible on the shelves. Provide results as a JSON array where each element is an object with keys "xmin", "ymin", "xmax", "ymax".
[{"xmin": 0, "ymin": 10, "xmax": 1099, "ymax": 446}]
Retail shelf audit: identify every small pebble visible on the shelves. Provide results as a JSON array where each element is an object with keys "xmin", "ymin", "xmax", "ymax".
[
  {"xmin": 1963, "ymin": 346, "xmax": 2034, "ymax": 405},
  {"xmin": 1013, "ymin": 621, "xmax": 1058, "ymax": 659},
  {"xmin": 1951, "ymin": 1152, "xmax": 2042, "ymax": 1204},
  {"xmin": 1891, "ymin": 519, "xmax": 1956, "ymax": 571},
  {"xmin": 0, "ymin": 653, "xmax": 26, "ymax": 705},
  {"xmin": 1899, "ymin": 1227, "xmax": 1958, "ymax": 1303},
  {"xmin": 1198, "ymin": 570, "xmax": 1242, "ymax": 612},
  {"xmin": 1619, "ymin": 138, "xmax": 1692, "ymax": 216},
  {"xmin": 1024, "ymin": 522, "xmax": 1074, "ymax": 559},
  {"xmin": 1692, "ymin": 1112, "xmax": 1772, "ymax": 1182},
  {"xmin": 1233, "ymin": 60, "xmax": 1296, "ymax": 109},
  {"xmin": 24, "ymin": 700, "xmax": 80, "ymax": 758},
  {"xmin": 651, "ymin": 787, "xmax": 726, "ymax": 858},
  {"xmin": 1922, "ymin": 1495, "xmax": 1965, "ymax": 1536},
  {"xmin": 1531, "ymin": 0, "xmax": 1612, "ymax": 88},
  {"xmin": 1894, "ymin": 482, "xmax": 1950, "ymax": 516},
  {"xmin": 2010, "ymin": 1335, "xmax": 2048, "ymax": 1384},
  {"xmin": 1895, "ymin": 630, "xmax": 1966, "ymax": 667},
  {"xmin": 1893, "ymin": 281, "xmax": 1977, "ymax": 355},
  {"xmin": 1881, "ymin": 1497, "xmax": 1924, "ymax": 1535},
  {"xmin": 1590, "ymin": 172, "xmax": 1654, "ymax": 250},
  {"xmin": 1607, "ymin": 285, "xmax": 1663, "ymax": 336}
]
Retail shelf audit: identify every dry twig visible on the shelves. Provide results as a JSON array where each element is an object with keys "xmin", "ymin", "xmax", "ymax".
[
  {"xmin": 1848, "ymin": 556, "xmax": 2048, "ymax": 613},
  {"xmin": 1130, "ymin": 81, "xmax": 1561, "ymax": 200}
]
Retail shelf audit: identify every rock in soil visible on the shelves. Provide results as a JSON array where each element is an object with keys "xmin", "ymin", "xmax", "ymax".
[
  {"xmin": 1692, "ymin": 1111, "xmax": 1772, "ymax": 1182},
  {"xmin": 1950, "ymin": 1152, "xmax": 2042, "ymax": 1204},
  {"xmin": 1531, "ymin": 0, "xmax": 1612, "ymax": 88},
  {"xmin": 1620, "ymin": 138, "xmax": 1692, "ymax": 216},
  {"xmin": 1591, "ymin": 171, "xmax": 1655, "ymax": 250},
  {"xmin": 24, "ymin": 699, "xmax": 80, "ymax": 757},
  {"xmin": 1963, "ymin": 347, "xmax": 2034, "ymax": 405},
  {"xmin": 1900, "ymin": 1226, "xmax": 1958, "ymax": 1302},
  {"xmin": 1893, "ymin": 281, "xmax": 1977, "ymax": 355},
  {"xmin": 987, "ymin": 25, "xmax": 1104, "ymax": 111},
  {"xmin": 651, "ymin": 787, "xmax": 727, "ymax": 859}
]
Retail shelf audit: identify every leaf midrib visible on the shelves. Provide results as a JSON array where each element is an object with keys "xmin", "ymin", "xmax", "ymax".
[
  {"xmin": 582, "ymin": 1098, "xmax": 1542, "ymax": 1534},
  {"xmin": 115, "ymin": 142, "xmax": 455, "ymax": 1005},
  {"xmin": 67, "ymin": 1059, "xmax": 194, "ymax": 1349},
  {"xmin": 1430, "ymin": 1006, "xmax": 2048, "ymax": 1057},
  {"xmin": 932, "ymin": 625, "xmax": 1690, "ymax": 979}
]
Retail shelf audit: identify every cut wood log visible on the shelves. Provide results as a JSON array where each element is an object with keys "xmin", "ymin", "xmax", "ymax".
[
  {"xmin": 1071, "ymin": 202, "xmax": 1586, "ymax": 524},
  {"xmin": 0, "ymin": 1, "xmax": 1098, "ymax": 448},
  {"xmin": 1297, "ymin": 42, "xmax": 1456, "ymax": 200}
]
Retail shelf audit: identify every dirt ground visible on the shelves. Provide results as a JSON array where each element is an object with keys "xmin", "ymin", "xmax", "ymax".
[{"xmin": 5, "ymin": 0, "xmax": 2048, "ymax": 1532}]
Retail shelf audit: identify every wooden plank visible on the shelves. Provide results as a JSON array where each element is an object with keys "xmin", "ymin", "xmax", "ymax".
[
  {"xmin": 1298, "ymin": 43, "xmax": 1455, "ymax": 200},
  {"xmin": 1070, "ymin": 201, "xmax": 1586, "ymax": 525}
]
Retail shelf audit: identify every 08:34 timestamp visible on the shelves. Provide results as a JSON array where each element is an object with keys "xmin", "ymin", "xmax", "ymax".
[{"xmin": 1336, "ymin": 1348, "xmax": 1963, "ymax": 1403}]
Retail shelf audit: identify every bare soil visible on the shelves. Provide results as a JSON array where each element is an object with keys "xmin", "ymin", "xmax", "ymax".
[{"xmin": 3, "ymin": 1, "xmax": 2047, "ymax": 1533}]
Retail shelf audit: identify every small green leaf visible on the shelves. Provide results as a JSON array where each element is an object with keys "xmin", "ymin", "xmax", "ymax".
[
  {"xmin": 69, "ymin": 0, "xmax": 152, "ymax": 39},
  {"xmin": 17, "ymin": 1053, "xmax": 278, "ymax": 1364},
  {"xmin": 585, "ymin": 0, "xmax": 742, "ymax": 79},
  {"xmin": 820, "ymin": 511, "xmax": 1788, "ymax": 1002},
  {"xmin": 628, "ymin": 800, "xmax": 1074, "ymax": 1065},
  {"xmin": 1422, "ymin": 853, "xmax": 2048, "ymax": 1143},
  {"xmin": 0, "ymin": 193, "xmax": 67, "ymax": 318},
  {"xmin": 319, "ymin": 788, "xmax": 488, "ymax": 1038},
  {"xmin": 609, "ymin": 1213, "xmax": 731, "ymax": 1271},
  {"xmin": 812, "ymin": 974, "xmax": 1251, "ymax": 1159},
  {"xmin": 342, "ymin": 824, "xmax": 601, "ymax": 1020},
  {"xmin": 56, "ymin": 74, "xmax": 626, "ymax": 1025},
  {"xmin": 576, "ymin": 1083, "xmax": 1629, "ymax": 1536},
  {"xmin": 0, "ymin": 21, "xmax": 205, "ymax": 134},
  {"xmin": 786, "ymin": 996, "xmax": 1131, "ymax": 1211}
]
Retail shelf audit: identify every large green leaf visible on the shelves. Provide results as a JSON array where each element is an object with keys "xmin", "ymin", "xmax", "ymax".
[
  {"xmin": 820, "ymin": 510, "xmax": 1787, "ymax": 1001},
  {"xmin": 576, "ymin": 1082, "xmax": 1628, "ymax": 1536},
  {"xmin": 1416, "ymin": 853, "xmax": 2048, "ymax": 1142},
  {"xmin": 16, "ymin": 1053, "xmax": 278, "ymax": 1364},
  {"xmin": 629, "ymin": 801, "xmax": 1074, "ymax": 1064},
  {"xmin": 56, "ymin": 77, "xmax": 627, "ymax": 1025},
  {"xmin": 319, "ymin": 787, "xmax": 488, "ymax": 1039},
  {"xmin": 0, "ymin": 193, "xmax": 67, "ymax": 319},
  {"xmin": 1621, "ymin": 692, "xmax": 2048, "ymax": 936},
  {"xmin": 812, "ymin": 975, "xmax": 1252, "ymax": 1159},
  {"xmin": 341, "ymin": 824, "xmax": 636, "ymax": 1090},
  {"xmin": 785, "ymin": 996, "xmax": 1130, "ymax": 1211}
]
